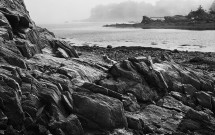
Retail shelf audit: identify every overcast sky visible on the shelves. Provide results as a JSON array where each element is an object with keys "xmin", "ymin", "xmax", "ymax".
[{"xmin": 24, "ymin": 0, "xmax": 213, "ymax": 24}]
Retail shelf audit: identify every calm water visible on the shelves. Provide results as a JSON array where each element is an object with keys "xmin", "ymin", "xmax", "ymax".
[{"xmin": 40, "ymin": 22, "xmax": 215, "ymax": 52}]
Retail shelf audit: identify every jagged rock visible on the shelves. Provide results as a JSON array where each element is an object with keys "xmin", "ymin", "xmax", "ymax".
[
  {"xmin": 122, "ymin": 93, "xmax": 140, "ymax": 112},
  {"xmin": 179, "ymin": 109, "xmax": 215, "ymax": 133},
  {"xmin": 26, "ymin": 29, "xmax": 44, "ymax": 49},
  {"xmin": 0, "ymin": 83, "xmax": 24, "ymax": 129},
  {"xmin": 110, "ymin": 129, "xmax": 133, "ymax": 135},
  {"xmin": 157, "ymin": 96, "xmax": 191, "ymax": 113},
  {"xmin": 0, "ymin": 12, "xmax": 13, "ymax": 40},
  {"xmin": 49, "ymin": 39, "xmax": 79, "ymax": 58},
  {"xmin": 21, "ymin": 93, "xmax": 41, "ymax": 119},
  {"xmin": 0, "ymin": 40, "xmax": 27, "ymax": 68},
  {"xmin": 195, "ymin": 91, "xmax": 212, "ymax": 109},
  {"xmin": 57, "ymin": 47, "xmax": 70, "ymax": 58},
  {"xmin": 126, "ymin": 105, "xmax": 185, "ymax": 134},
  {"xmin": 49, "ymin": 114, "xmax": 84, "ymax": 135},
  {"xmin": 179, "ymin": 119, "xmax": 201, "ymax": 131},
  {"xmin": 0, "ymin": 0, "xmax": 33, "ymax": 31},
  {"xmin": 0, "ymin": 109, "xmax": 8, "ymax": 129},
  {"xmin": 82, "ymin": 82, "xmax": 124, "ymax": 100},
  {"xmin": 73, "ymin": 92, "xmax": 128, "ymax": 129},
  {"xmin": 36, "ymin": 26, "xmax": 55, "ymax": 48},
  {"xmin": 15, "ymin": 38, "xmax": 41, "ymax": 58},
  {"xmin": 38, "ymin": 80, "xmax": 61, "ymax": 105},
  {"xmin": 62, "ymin": 91, "xmax": 74, "ymax": 114},
  {"xmin": 0, "ymin": 28, "xmax": 11, "ymax": 40},
  {"xmin": 184, "ymin": 84, "xmax": 197, "ymax": 97},
  {"xmin": 125, "ymin": 113, "xmax": 144, "ymax": 130}
]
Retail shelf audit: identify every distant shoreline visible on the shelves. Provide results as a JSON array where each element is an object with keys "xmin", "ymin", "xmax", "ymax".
[{"xmin": 104, "ymin": 22, "xmax": 215, "ymax": 30}]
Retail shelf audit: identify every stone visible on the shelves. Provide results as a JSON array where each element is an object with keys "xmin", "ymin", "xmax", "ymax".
[
  {"xmin": 122, "ymin": 93, "xmax": 140, "ymax": 112},
  {"xmin": 49, "ymin": 114, "xmax": 84, "ymax": 135},
  {"xmin": 0, "ymin": 109, "xmax": 8, "ymax": 128},
  {"xmin": 82, "ymin": 82, "xmax": 124, "ymax": 100},
  {"xmin": 179, "ymin": 119, "xmax": 201, "ymax": 131},
  {"xmin": 15, "ymin": 38, "xmax": 42, "ymax": 58},
  {"xmin": 0, "ymin": 84, "xmax": 24, "ymax": 129},
  {"xmin": 49, "ymin": 39, "xmax": 79, "ymax": 58},
  {"xmin": 157, "ymin": 96, "xmax": 191, "ymax": 113},
  {"xmin": 184, "ymin": 84, "xmax": 197, "ymax": 97},
  {"xmin": 195, "ymin": 91, "xmax": 212, "ymax": 109},
  {"xmin": 38, "ymin": 81, "xmax": 61, "ymax": 105},
  {"xmin": 125, "ymin": 113, "xmax": 144, "ymax": 130},
  {"xmin": 57, "ymin": 48, "xmax": 69, "ymax": 58},
  {"xmin": 62, "ymin": 91, "xmax": 74, "ymax": 114},
  {"xmin": 126, "ymin": 105, "xmax": 185, "ymax": 134},
  {"xmin": 72, "ymin": 92, "xmax": 128, "ymax": 129}
]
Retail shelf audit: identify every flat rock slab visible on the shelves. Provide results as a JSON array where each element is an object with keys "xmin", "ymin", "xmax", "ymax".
[{"xmin": 27, "ymin": 54, "xmax": 107, "ymax": 84}]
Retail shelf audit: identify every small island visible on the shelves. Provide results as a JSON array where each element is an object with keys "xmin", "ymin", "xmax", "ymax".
[{"xmin": 104, "ymin": 6, "xmax": 215, "ymax": 30}]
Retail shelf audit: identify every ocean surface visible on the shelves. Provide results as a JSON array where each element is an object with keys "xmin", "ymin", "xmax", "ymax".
[{"xmin": 40, "ymin": 22, "xmax": 215, "ymax": 52}]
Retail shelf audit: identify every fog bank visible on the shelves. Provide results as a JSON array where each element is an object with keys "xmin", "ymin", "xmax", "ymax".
[{"xmin": 88, "ymin": 0, "xmax": 214, "ymax": 22}]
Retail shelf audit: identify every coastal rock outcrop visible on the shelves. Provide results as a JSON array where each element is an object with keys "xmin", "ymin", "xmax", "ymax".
[{"xmin": 0, "ymin": 0, "xmax": 215, "ymax": 134}]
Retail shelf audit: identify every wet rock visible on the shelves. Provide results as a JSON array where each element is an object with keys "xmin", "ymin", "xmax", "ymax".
[
  {"xmin": 82, "ymin": 82, "xmax": 124, "ymax": 100},
  {"xmin": 72, "ymin": 92, "xmax": 128, "ymax": 129},
  {"xmin": 110, "ymin": 129, "xmax": 133, "ymax": 135},
  {"xmin": 179, "ymin": 119, "xmax": 201, "ymax": 132},
  {"xmin": 195, "ymin": 91, "xmax": 212, "ymax": 109},
  {"xmin": 15, "ymin": 38, "xmax": 41, "ymax": 58},
  {"xmin": 26, "ymin": 29, "xmax": 44, "ymax": 49},
  {"xmin": 125, "ymin": 105, "xmax": 184, "ymax": 134},
  {"xmin": 49, "ymin": 114, "xmax": 84, "ymax": 135},
  {"xmin": 125, "ymin": 113, "xmax": 144, "ymax": 130},
  {"xmin": 38, "ymin": 81, "xmax": 61, "ymax": 105},
  {"xmin": 62, "ymin": 91, "xmax": 74, "ymax": 114},
  {"xmin": 27, "ymin": 54, "xmax": 106, "ymax": 83},
  {"xmin": 122, "ymin": 93, "xmax": 140, "ymax": 112},
  {"xmin": 57, "ymin": 47, "xmax": 70, "ymax": 58},
  {"xmin": 0, "ymin": 27, "xmax": 12, "ymax": 40},
  {"xmin": 49, "ymin": 39, "xmax": 79, "ymax": 58},
  {"xmin": 0, "ymin": 109, "xmax": 8, "ymax": 129},
  {"xmin": 184, "ymin": 84, "xmax": 197, "ymax": 97},
  {"xmin": 0, "ymin": 40, "xmax": 27, "ymax": 68},
  {"xmin": 0, "ymin": 84, "xmax": 24, "ymax": 129},
  {"xmin": 157, "ymin": 96, "xmax": 191, "ymax": 113},
  {"xmin": 180, "ymin": 109, "xmax": 215, "ymax": 133}
]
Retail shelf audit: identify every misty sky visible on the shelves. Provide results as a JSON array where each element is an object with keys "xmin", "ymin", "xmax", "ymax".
[{"xmin": 24, "ymin": 0, "xmax": 213, "ymax": 24}]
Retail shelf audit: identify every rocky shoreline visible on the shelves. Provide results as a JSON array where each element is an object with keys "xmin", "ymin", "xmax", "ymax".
[{"xmin": 1, "ymin": 0, "xmax": 215, "ymax": 135}]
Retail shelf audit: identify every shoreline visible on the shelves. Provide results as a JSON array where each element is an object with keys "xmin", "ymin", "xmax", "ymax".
[{"xmin": 104, "ymin": 22, "xmax": 215, "ymax": 30}]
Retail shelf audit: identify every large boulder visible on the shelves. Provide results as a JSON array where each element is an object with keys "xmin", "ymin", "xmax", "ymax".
[{"xmin": 72, "ymin": 92, "xmax": 128, "ymax": 129}]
